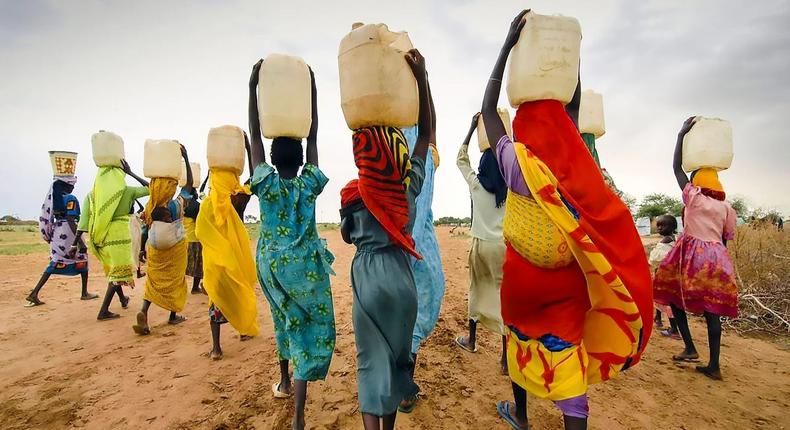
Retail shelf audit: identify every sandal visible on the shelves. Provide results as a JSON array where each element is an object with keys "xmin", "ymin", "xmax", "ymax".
[
  {"xmin": 209, "ymin": 350, "xmax": 223, "ymax": 361},
  {"xmin": 168, "ymin": 315, "xmax": 187, "ymax": 325},
  {"xmin": 398, "ymin": 394, "xmax": 419, "ymax": 414},
  {"xmin": 497, "ymin": 401, "xmax": 529, "ymax": 430},
  {"xmin": 672, "ymin": 352, "xmax": 699, "ymax": 362},
  {"xmin": 661, "ymin": 329, "xmax": 681, "ymax": 340},
  {"xmin": 81, "ymin": 293, "xmax": 100, "ymax": 301},
  {"xmin": 455, "ymin": 336, "xmax": 478, "ymax": 353},
  {"xmin": 97, "ymin": 312, "xmax": 120, "ymax": 321},
  {"xmin": 272, "ymin": 382, "xmax": 292, "ymax": 399},
  {"xmin": 120, "ymin": 295, "xmax": 130, "ymax": 309},
  {"xmin": 24, "ymin": 297, "xmax": 44, "ymax": 307}
]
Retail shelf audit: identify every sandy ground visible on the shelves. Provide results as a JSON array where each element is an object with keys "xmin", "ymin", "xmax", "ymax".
[{"xmin": 1, "ymin": 226, "xmax": 789, "ymax": 430}]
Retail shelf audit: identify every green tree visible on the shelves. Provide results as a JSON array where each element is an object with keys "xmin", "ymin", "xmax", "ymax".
[
  {"xmin": 636, "ymin": 193, "xmax": 683, "ymax": 219},
  {"xmin": 728, "ymin": 196, "xmax": 749, "ymax": 218}
]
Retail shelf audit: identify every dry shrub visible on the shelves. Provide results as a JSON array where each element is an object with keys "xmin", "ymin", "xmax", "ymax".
[{"xmin": 727, "ymin": 225, "xmax": 790, "ymax": 335}]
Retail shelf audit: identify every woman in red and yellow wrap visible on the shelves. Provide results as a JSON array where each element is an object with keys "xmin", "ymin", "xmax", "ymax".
[{"xmin": 482, "ymin": 11, "xmax": 653, "ymax": 430}]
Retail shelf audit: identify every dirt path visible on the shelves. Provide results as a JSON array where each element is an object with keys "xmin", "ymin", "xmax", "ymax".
[{"xmin": 1, "ymin": 227, "xmax": 788, "ymax": 429}]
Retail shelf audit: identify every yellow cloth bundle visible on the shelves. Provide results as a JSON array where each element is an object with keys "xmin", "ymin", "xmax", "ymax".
[
  {"xmin": 195, "ymin": 168, "xmax": 259, "ymax": 336},
  {"xmin": 503, "ymin": 190, "xmax": 574, "ymax": 269},
  {"xmin": 691, "ymin": 167, "xmax": 723, "ymax": 192}
]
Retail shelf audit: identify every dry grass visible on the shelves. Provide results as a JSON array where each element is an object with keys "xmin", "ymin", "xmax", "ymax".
[{"xmin": 728, "ymin": 225, "xmax": 790, "ymax": 336}]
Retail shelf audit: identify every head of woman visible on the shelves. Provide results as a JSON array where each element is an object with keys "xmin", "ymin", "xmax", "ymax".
[
  {"xmin": 690, "ymin": 168, "xmax": 725, "ymax": 200},
  {"xmin": 271, "ymin": 137, "xmax": 303, "ymax": 178},
  {"xmin": 477, "ymin": 148, "xmax": 507, "ymax": 208}
]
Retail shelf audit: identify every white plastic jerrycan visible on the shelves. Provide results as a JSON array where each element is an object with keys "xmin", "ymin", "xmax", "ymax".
[
  {"xmin": 91, "ymin": 130, "xmax": 125, "ymax": 167},
  {"xmin": 144, "ymin": 139, "xmax": 182, "ymax": 179},
  {"xmin": 179, "ymin": 161, "xmax": 202, "ymax": 187},
  {"xmin": 477, "ymin": 109, "xmax": 513, "ymax": 152},
  {"xmin": 579, "ymin": 90, "xmax": 605, "ymax": 138},
  {"xmin": 338, "ymin": 22, "xmax": 418, "ymax": 130},
  {"xmin": 259, "ymin": 53, "xmax": 312, "ymax": 139},
  {"xmin": 506, "ymin": 11, "xmax": 582, "ymax": 107},
  {"xmin": 207, "ymin": 125, "xmax": 246, "ymax": 176},
  {"xmin": 682, "ymin": 117, "xmax": 733, "ymax": 172}
]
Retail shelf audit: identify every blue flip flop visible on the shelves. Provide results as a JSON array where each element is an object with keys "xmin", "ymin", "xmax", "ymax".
[{"xmin": 496, "ymin": 401, "xmax": 529, "ymax": 430}]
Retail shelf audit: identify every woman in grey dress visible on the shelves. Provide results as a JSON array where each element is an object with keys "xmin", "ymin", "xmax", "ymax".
[{"xmin": 339, "ymin": 49, "xmax": 431, "ymax": 430}]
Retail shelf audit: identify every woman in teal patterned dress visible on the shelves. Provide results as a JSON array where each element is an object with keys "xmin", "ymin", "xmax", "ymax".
[{"xmin": 248, "ymin": 59, "xmax": 335, "ymax": 430}]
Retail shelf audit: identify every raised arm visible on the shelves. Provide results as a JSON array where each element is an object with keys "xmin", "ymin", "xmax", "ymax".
[
  {"xmin": 428, "ymin": 78, "xmax": 437, "ymax": 147},
  {"xmin": 306, "ymin": 67, "xmax": 319, "ymax": 167},
  {"xmin": 565, "ymin": 72, "xmax": 582, "ymax": 129},
  {"xmin": 457, "ymin": 113, "xmax": 480, "ymax": 185},
  {"xmin": 673, "ymin": 116, "xmax": 696, "ymax": 190},
  {"xmin": 180, "ymin": 144, "xmax": 194, "ymax": 193},
  {"xmin": 121, "ymin": 159, "xmax": 149, "ymax": 187},
  {"xmin": 405, "ymin": 49, "xmax": 431, "ymax": 161},
  {"xmin": 243, "ymin": 131, "xmax": 253, "ymax": 183},
  {"xmin": 483, "ymin": 10, "xmax": 528, "ymax": 154},
  {"xmin": 248, "ymin": 59, "xmax": 266, "ymax": 167}
]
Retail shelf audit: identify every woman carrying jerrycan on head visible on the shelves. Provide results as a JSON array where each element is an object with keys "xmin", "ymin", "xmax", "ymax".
[
  {"xmin": 481, "ymin": 10, "xmax": 653, "ymax": 430},
  {"xmin": 132, "ymin": 141, "xmax": 194, "ymax": 335},
  {"xmin": 71, "ymin": 131, "xmax": 150, "ymax": 321},
  {"xmin": 339, "ymin": 48, "xmax": 430, "ymax": 430},
  {"xmin": 653, "ymin": 116, "xmax": 738, "ymax": 381},
  {"xmin": 248, "ymin": 55, "xmax": 336, "ymax": 430}
]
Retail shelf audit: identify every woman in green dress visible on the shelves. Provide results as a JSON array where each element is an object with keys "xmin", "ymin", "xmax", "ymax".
[{"xmin": 248, "ymin": 59, "xmax": 335, "ymax": 430}]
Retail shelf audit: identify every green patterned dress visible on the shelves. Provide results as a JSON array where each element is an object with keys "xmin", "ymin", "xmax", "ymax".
[{"xmin": 251, "ymin": 162, "xmax": 336, "ymax": 381}]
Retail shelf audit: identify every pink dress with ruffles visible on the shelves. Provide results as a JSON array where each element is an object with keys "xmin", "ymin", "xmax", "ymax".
[{"xmin": 653, "ymin": 184, "xmax": 738, "ymax": 317}]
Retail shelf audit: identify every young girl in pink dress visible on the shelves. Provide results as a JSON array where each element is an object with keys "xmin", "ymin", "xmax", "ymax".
[{"xmin": 654, "ymin": 117, "xmax": 738, "ymax": 381}]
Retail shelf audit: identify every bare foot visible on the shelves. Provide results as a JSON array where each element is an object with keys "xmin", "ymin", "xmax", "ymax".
[
  {"xmin": 133, "ymin": 311, "xmax": 150, "ymax": 335},
  {"xmin": 209, "ymin": 349, "xmax": 223, "ymax": 361},
  {"xmin": 696, "ymin": 365, "xmax": 723, "ymax": 380},
  {"xmin": 81, "ymin": 293, "xmax": 99, "ymax": 301}
]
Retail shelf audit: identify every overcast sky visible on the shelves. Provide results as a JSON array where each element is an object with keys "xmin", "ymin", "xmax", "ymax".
[{"xmin": 2, "ymin": 0, "xmax": 788, "ymax": 222}]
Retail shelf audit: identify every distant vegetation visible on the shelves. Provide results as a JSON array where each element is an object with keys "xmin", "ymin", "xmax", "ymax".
[{"xmin": 434, "ymin": 217, "xmax": 471, "ymax": 226}]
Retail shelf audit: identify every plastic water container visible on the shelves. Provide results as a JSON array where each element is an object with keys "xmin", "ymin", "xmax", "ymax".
[
  {"xmin": 49, "ymin": 151, "xmax": 78, "ymax": 177},
  {"xmin": 207, "ymin": 125, "xmax": 245, "ymax": 175},
  {"xmin": 144, "ymin": 139, "xmax": 182, "ymax": 179},
  {"xmin": 477, "ymin": 108, "xmax": 512, "ymax": 152},
  {"xmin": 259, "ymin": 53, "xmax": 312, "ymax": 139},
  {"xmin": 682, "ymin": 117, "xmax": 733, "ymax": 172},
  {"xmin": 579, "ymin": 90, "xmax": 605, "ymax": 138},
  {"xmin": 179, "ymin": 162, "xmax": 202, "ymax": 187},
  {"xmin": 338, "ymin": 22, "xmax": 418, "ymax": 129},
  {"xmin": 91, "ymin": 130, "xmax": 125, "ymax": 167},
  {"xmin": 506, "ymin": 12, "xmax": 581, "ymax": 107}
]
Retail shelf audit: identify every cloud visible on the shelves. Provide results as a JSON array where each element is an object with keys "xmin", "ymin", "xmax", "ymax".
[{"xmin": 1, "ymin": 0, "xmax": 788, "ymax": 221}]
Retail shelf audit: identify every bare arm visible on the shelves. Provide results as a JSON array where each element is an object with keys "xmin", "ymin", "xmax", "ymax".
[
  {"xmin": 674, "ymin": 116, "xmax": 696, "ymax": 190},
  {"xmin": 180, "ymin": 144, "xmax": 194, "ymax": 194},
  {"xmin": 482, "ymin": 10, "xmax": 528, "ymax": 155},
  {"xmin": 248, "ymin": 59, "xmax": 266, "ymax": 167},
  {"xmin": 306, "ymin": 67, "xmax": 319, "ymax": 167},
  {"xmin": 405, "ymin": 49, "xmax": 430, "ymax": 161},
  {"xmin": 565, "ymin": 72, "xmax": 581, "ymax": 129},
  {"xmin": 121, "ymin": 159, "xmax": 149, "ymax": 187},
  {"xmin": 243, "ymin": 131, "xmax": 253, "ymax": 183}
]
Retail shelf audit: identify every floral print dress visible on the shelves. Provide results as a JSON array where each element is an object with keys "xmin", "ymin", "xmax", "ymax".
[{"xmin": 251, "ymin": 162, "xmax": 336, "ymax": 381}]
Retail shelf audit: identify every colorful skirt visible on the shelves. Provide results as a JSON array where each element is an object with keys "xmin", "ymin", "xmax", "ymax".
[
  {"xmin": 45, "ymin": 260, "xmax": 88, "ymax": 276},
  {"xmin": 654, "ymin": 234, "xmax": 738, "ymax": 318},
  {"xmin": 186, "ymin": 241, "xmax": 203, "ymax": 278},
  {"xmin": 208, "ymin": 302, "xmax": 228, "ymax": 324},
  {"xmin": 468, "ymin": 237, "xmax": 504, "ymax": 335}
]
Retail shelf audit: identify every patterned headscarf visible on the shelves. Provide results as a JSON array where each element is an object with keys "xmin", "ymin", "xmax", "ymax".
[
  {"xmin": 340, "ymin": 126, "xmax": 421, "ymax": 259},
  {"xmin": 144, "ymin": 177, "xmax": 178, "ymax": 226}
]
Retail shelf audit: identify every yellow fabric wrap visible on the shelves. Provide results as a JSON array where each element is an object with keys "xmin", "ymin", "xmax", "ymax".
[
  {"xmin": 503, "ymin": 190, "xmax": 574, "ymax": 269},
  {"xmin": 195, "ymin": 169, "xmax": 259, "ymax": 336},
  {"xmin": 143, "ymin": 178, "xmax": 178, "ymax": 226},
  {"xmin": 88, "ymin": 166, "xmax": 134, "ymax": 283},
  {"xmin": 691, "ymin": 167, "xmax": 723, "ymax": 192},
  {"xmin": 505, "ymin": 327, "xmax": 588, "ymax": 401},
  {"xmin": 143, "ymin": 177, "xmax": 187, "ymax": 312},
  {"xmin": 183, "ymin": 217, "xmax": 198, "ymax": 242},
  {"xmin": 512, "ymin": 142, "xmax": 643, "ymax": 385},
  {"xmin": 429, "ymin": 144, "xmax": 440, "ymax": 169}
]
